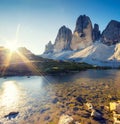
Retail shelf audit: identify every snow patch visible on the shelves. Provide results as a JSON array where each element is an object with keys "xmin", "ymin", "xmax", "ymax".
[{"xmin": 41, "ymin": 42, "xmax": 120, "ymax": 67}]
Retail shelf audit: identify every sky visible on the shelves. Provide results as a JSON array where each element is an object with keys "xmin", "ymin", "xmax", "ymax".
[{"xmin": 0, "ymin": 0, "xmax": 120, "ymax": 54}]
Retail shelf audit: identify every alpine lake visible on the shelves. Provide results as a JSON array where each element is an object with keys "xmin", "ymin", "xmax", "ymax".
[{"xmin": 0, "ymin": 69, "xmax": 120, "ymax": 124}]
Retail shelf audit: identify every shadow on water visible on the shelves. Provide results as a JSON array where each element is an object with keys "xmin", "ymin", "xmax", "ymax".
[{"xmin": 45, "ymin": 69, "xmax": 120, "ymax": 83}]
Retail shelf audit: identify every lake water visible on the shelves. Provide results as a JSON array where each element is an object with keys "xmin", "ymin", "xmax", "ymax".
[{"xmin": 0, "ymin": 69, "xmax": 120, "ymax": 124}]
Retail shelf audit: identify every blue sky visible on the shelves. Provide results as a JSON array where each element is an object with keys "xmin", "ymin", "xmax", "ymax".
[{"xmin": 0, "ymin": 0, "xmax": 120, "ymax": 54}]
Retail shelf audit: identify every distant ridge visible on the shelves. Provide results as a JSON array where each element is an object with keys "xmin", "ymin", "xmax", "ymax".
[
  {"xmin": 43, "ymin": 14, "xmax": 120, "ymax": 53},
  {"xmin": 42, "ymin": 14, "xmax": 120, "ymax": 67}
]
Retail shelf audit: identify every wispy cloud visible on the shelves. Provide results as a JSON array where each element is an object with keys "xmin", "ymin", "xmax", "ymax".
[{"xmin": 16, "ymin": 24, "xmax": 21, "ymax": 43}]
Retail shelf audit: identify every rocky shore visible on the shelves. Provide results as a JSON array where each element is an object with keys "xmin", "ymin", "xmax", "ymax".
[{"xmin": 11, "ymin": 77, "xmax": 119, "ymax": 124}]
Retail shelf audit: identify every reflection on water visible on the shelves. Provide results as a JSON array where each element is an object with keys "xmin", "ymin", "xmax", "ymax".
[
  {"xmin": 0, "ymin": 76, "xmax": 51, "ymax": 124},
  {"xmin": 0, "ymin": 81, "xmax": 20, "ymax": 108},
  {"xmin": 0, "ymin": 70, "xmax": 120, "ymax": 123},
  {"xmin": 0, "ymin": 80, "xmax": 28, "ymax": 124}
]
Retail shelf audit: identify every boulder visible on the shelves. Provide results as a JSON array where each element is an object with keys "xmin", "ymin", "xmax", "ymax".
[
  {"xmin": 4, "ymin": 112, "xmax": 19, "ymax": 120},
  {"xmin": 58, "ymin": 114, "xmax": 73, "ymax": 124},
  {"xmin": 52, "ymin": 97, "xmax": 59, "ymax": 104},
  {"xmin": 91, "ymin": 109, "xmax": 102, "ymax": 119}
]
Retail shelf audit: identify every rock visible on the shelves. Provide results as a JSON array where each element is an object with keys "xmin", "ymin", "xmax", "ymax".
[
  {"xmin": 101, "ymin": 20, "xmax": 120, "ymax": 45},
  {"xmin": 58, "ymin": 114, "xmax": 73, "ymax": 124},
  {"xmin": 54, "ymin": 25, "xmax": 72, "ymax": 52},
  {"xmin": 86, "ymin": 102, "xmax": 93, "ymax": 110},
  {"xmin": 52, "ymin": 97, "xmax": 59, "ymax": 104},
  {"xmin": 71, "ymin": 15, "xmax": 93, "ymax": 50},
  {"xmin": 4, "ymin": 112, "xmax": 19, "ymax": 120},
  {"xmin": 40, "ymin": 107, "xmax": 50, "ymax": 114},
  {"xmin": 76, "ymin": 96, "xmax": 85, "ymax": 104},
  {"xmin": 24, "ymin": 115, "xmax": 29, "ymax": 120},
  {"xmin": 91, "ymin": 109, "xmax": 102, "ymax": 119},
  {"xmin": 44, "ymin": 116, "xmax": 50, "ymax": 121},
  {"xmin": 44, "ymin": 41, "xmax": 53, "ymax": 54},
  {"xmin": 73, "ymin": 107, "xmax": 79, "ymax": 111},
  {"xmin": 110, "ymin": 101, "xmax": 120, "ymax": 113},
  {"xmin": 92, "ymin": 24, "xmax": 101, "ymax": 42},
  {"xmin": 75, "ymin": 122, "xmax": 81, "ymax": 124}
]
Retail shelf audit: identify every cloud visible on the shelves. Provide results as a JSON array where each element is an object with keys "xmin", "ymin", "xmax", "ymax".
[{"xmin": 16, "ymin": 24, "xmax": 21, "ymax": 42}]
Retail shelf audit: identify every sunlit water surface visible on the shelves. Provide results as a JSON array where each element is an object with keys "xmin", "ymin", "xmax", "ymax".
[{"xmin": 0, "ymin": 70, "xmax": 120, "ymax": 124}]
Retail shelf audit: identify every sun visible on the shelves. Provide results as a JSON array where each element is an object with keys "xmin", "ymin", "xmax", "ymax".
[{"xmin": 6, "ymin": 42, "xmax": 18, "ymax": 52}]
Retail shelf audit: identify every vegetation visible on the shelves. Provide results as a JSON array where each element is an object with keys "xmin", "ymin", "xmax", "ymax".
[
  {"xmin": 38, "ymin": 59, "xmax": 93, "ymax": 74},
  {"xmin": 0, "ymin": 47, "xmax": 116, "ymax": 76}
]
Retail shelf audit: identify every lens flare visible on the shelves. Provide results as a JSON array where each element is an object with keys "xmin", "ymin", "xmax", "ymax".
[{"xmin": 6, "ymin": 42, "xmax": 18, "ymax": 52}]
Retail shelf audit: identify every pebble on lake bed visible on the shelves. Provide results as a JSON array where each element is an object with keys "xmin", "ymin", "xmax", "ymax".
[
  {"xmin": 52, "ymin": 97, "xmax": 59, "ymax": 104},
  {"xmin": 58, "ymin": 114, "xmax": 81, "ymax": 124},
  {"xmin": 58, "ymin": 114, "xmax": 73, "ymax": 124},
  {"xmin": 4, "ymin": 112, "xmax": 19, "ymax": 120},
  {"xmin": 85, "ymin": 102, "xmax": 93, "ymax": 110},
  {"xmin": 91, "ymin": 109, "xmax": 102, "ymax": 119}
]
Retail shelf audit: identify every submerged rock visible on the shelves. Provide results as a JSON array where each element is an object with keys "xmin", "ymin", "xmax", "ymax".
[
  {"xmin": 4, "ymin": 112, "xmax": 19, "ymax": 120},
  {"xmin": 73, "ymin": 107, "xmax": 79, "ymax": 111},
  {"xmin": 40, "ymin": 107, "xmax": 50, "ymax": 114},
  {"xmin": 52, "ymin": 97, "xmax": 59, "ymax": 104},
  {"xmin": 76, "ymin": 96, "xmax": 85, "ymax": 105},
  {"xmin": 44, "ymin": 116, "xmax": 50, "ymax": 121},
  {"xmin": 86, "ymin": 102, "xmax": 93, "ymax": 110},
  {"xmin": 91, "ymin": 109, "xmax": 102, "ymax": 119},
  {"xmin": 58, "ymin": 114, "xmax": 73, "ymax": 124}
]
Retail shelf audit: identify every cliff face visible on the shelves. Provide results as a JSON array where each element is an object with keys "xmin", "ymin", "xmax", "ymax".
[
  {"xmin": 43, "ymin": 15, "xmax": 102, "ymax": 53},
  {"xmin": 54, "ymin": 26, "xmax": 72, "ymax": 52},
  {"xmin": 101, "ymin": 20, "xmax": 120, "ymax": 45},
  {"xmin": 71, "ymin": 15, "xmax": 93, "ymax": 50},
  {"xmin": 43, "ymin": 15, "xmax": 120, "ymax": 55},
  {"xmin": 92, "ymin": 24, "xmax": 101, "ymax": 42},
  {"xmin": 44, "ymin": 41, "xmax": 53, "ymax": 54}
]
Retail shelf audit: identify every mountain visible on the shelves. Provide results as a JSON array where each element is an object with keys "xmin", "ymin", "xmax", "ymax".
[
  {"xmin": 92, "ymin": 24, "xmax": 101, "ymax": 42},
  {"xmin": 0, "ymin": 47, "xmax": 43, "ymax": 76},
  {"xmin": 44, "ymin": 41, "xmax": 53, "ymax": 54},
  {"xmin": 71, "ymin": 15, "xmax": 93, "ymax": 50},
  {"xmin": 0, "ymin": 46, "xmax": 95, "ymax": 76},
  {"xmin": 101, "ymin": 20, "xmax": 120, "ymax": 45},
  {"xmin": 44, "ymin": 15, "xmax": 101, "ymax": 53},
  {"xmin": 42, "ymin": 14, "xmax": 120, "ymax": 67},
  {"xmin": 44, "ymin": 26, "xmax": 72, "ymax": 53},
  {"xmin": 42, "ymin": 42, "xmax": 120, "ymax": 67},
  {"xmin": 54, "ymin": 25, "xmax": 72, "ymax": 52}
]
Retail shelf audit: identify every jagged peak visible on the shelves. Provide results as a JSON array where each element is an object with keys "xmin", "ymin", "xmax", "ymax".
[
  {"xmin": 58, "ymin": 25, "xmax": 72, "ymax": 32},
  {"xmin": 94, "ymin": 23, "xmax": 99, "ymax": 29},
  {"xmin": 75, "ymin": 14, "xmax": 92, "ymax": 33},
  {"xmin": 109, "ymin": 20, "xmax": 120, "ymax": 24},
  {"xmin": 104, "ymin": 20, "xmax": 120, "ymax": 30},
  {"xmin": 47, "ymin": 41, "xmax": 53, "ymax": 45}
]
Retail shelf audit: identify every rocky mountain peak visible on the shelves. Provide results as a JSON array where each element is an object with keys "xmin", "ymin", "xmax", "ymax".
[
  {"xmin": 101, "ymin": 20, "xmax": 120, "ymax": 45},
  {"xmin": 92, "ymin": 23, "xmax": 101, "ymax": 42},
  {"xmin": 44, "ymin": 41, "xmax": 53, "ymax": 54},
  {"xmin": 54, "ymin": 25, "xmax": 72, "ymax": 52},
  {"xmin": 71, "ymin": 15, "xmax": 93, "ymax": 50},
  {"xmin": 74, "ymin": 15, "xmax": 91, "ymax": 34},
  {"xmin": 43, "ymin": 15, "xmax": 120, "ymax": 55}
]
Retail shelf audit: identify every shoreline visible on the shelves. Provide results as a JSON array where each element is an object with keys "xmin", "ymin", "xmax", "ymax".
[{"xmin": 0, "ymin": 67, "xmax": 119, "ymax": 78}]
